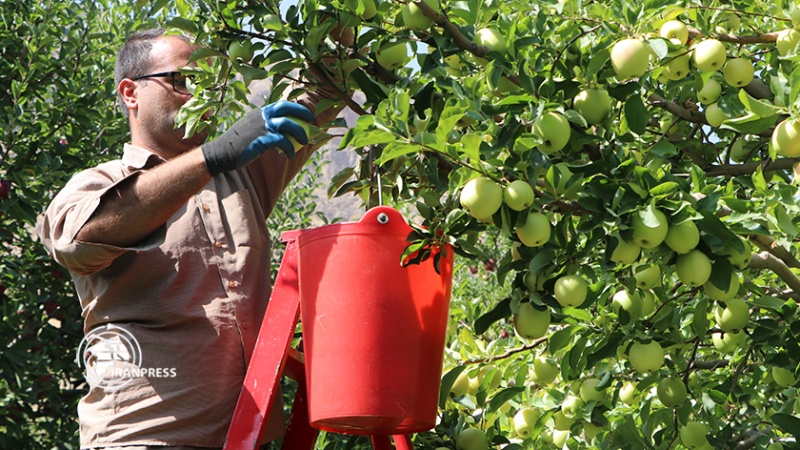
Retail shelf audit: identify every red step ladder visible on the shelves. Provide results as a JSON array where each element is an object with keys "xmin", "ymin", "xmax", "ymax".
[{"xmin": 223, "ymin": 231, "xmax": 415, "ymax": 450}]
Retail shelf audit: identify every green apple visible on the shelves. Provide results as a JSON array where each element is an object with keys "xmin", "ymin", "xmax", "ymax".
[
  {"xmin": 477, "ymin": 364, "xmax": 502, "ymax": 390},
  {"xmin": 723, "ymin": 57, "xmax": 754, "ymax": 87},
  {"xmin": 514, "ymin": 302, "xmax": 550, "ymax": 340},
  {"xmin": 729, "ymin": 139, "xmax": 749, "ymax": 162},
  {"xmin": 359, "ymin": 0, "xmax": 377, "ymax": 20},
  {"xmin": 657, "ymin": 377, "xmax": 687, "ymax": 408},
  {"xmin": 444, "ymin": 54, "xmax": 466, "ymax": 69},
  {"xmin": 583, "ymin": 422, "xmax": 602, "ymax": 442},
  {"xmin": 629, "ymin": 340, "xmax": 664, "ymax": 373},
  {"xmin": 711, "ymin": 330, "xmax": 745, "ymax": 354},
  {"xmin": 530, "ymin": 355, "xmax": 559, "ymax": 384},
  {"xmin": 401, "ymin": 0, "xmax": 438, "ymax": 30},
  {"xmin": 619, "ymin": 381, "xmax": 640, "ymax": 405},
  {"xmin": 768, "ymin": 443, "xmax": 784, "ymax": 450},
  {"xmin": 516, "ymin": 212, "xmax": 551, "ymax": 247},
  {"xmin": 376, "ymin": 41, "xmax": 409, "ymax": 70},
  {"xmin": 680, "ymin": 421, "xmax": 710, "ymax": 449},
  {"xmin": 503, "ymin": 179, "xmax": 535, "ymax": 211},
  {"xmin": 692, "ymin": 39, "xmax": 727, "ymax": 72},
  {"xmin": 705, "ymin": 102, "xmax": 728, "ymax": 127},
  {"xmin": 552, "ymin": 429, "xmax": 569, "ymax": 447},
  {"xmin": 610, "ymin": 238, "xmax": 641, "ymax": 264},
  {"xmin": 714, "ymin": 298, "xmax": 750, "ymax": 332},
  {"xmin": 772, "ymin": 366, "xmax": 796, "ymax": 387},
  {"xmin": 660, "ymin": 20, "xmax": 689, "ymax": 46},
  {"xmin": 523, "ymin": 271, "xmax": 548, "ymax": 292},
  {"xmin": 663, "ymin": 52, "xmax": 691, "ymax": 81},
  {"xmin": 772, "ymin": 118, "xmax": 800, "ymax": 157},
  {"xmin": 579, "ymin": 378, "xmax": 607, "ymax": 403},
  {"xmin": 533, "ymin": 111, "xmax": 571, "ymax": 154},
  {"xmin": 704, "ymin": 271, "xmax": 740, "ymax": 301},
  {"xmin": 561, "ymin": 394, "xmax": 585, "ymax": 419},
  {"xmin": 664, "ymin": 219, "xmax": 700, "ymax": 254},
  {"xmin": 723, "ymin": 236, "xmax": 752, "ymax": 269},
  {"xmin": 228, "ymin": 40, "xmax": 254, "ymax": 62},
  {"xmin": 778, "ymin": 28, "xmax": 800, "ymax": 56},
  {"xmin": 286, "ymin": 118, "xmax": 312, "ymax": 152},
  {"xmin": 573, "ymin": 88, "xmax": 612, "ymax": 125},
  {"xmin": 633, "ymin": 264, "xmax": 661, "ymax": 289},
  {"xmin": 460, "ymin": 177, "xmax": 503, "ymax": 219},
  {"xmin": 718, "ymin": 12, "xmax": 741, "ymax": 32},
  {"xmin": 631, "ymin": 207, "xmax": 669, "ymax": 249},
  {"xmin": 612, "ymin": 289, "xmax": 644, "ymax": 321},
  {"xmin": 675, "ymin": 250, "xmax": 712, "ymax": 287},
  {"xmin": 473, "ymin": 27, "xmax": 507, "ymax": 54},
  {"xmin": 449, "ymin": 371, "xmax": 470, "ymax": 398},
  {"xmin": 610, "ymin": 38, "xmax": 651, "ymax": 79},
  {"xmin": 697, "ymin": 78, "xmax": 722, "ymax": 104},
  {"xmin": 513, "ymin": 408, "xmax": 541, "ymax": 438},
  {"xmin": 640, "ymin": 289, "xmax": 656, "ymax": 316},
  {"xmin": 552, "ymin": 410, "xmax": 575, "ymax": 431},
  {"xmin": 554, "ymin": 275, "xmax": 588, "ymax": 308},
  {"xmin": 456, "ymin": 427, "xmax": 488, "ymax": 450}
]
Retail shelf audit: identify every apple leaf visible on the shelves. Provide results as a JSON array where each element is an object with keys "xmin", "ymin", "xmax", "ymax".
[
  {"xmin": 692, "ymin": 298, "xmax": 709, "ymax": 338},
  {"xmin": 721, "ymin": 113, "xmax": 779, "ymax": 135},
  {"xmin": 548, "ymin": 325, "xmax": 583, "ymax": 355},
  {"xmin": 438, "ymin": 365, "xmax": 468, "ymax": 409},
  {"xmin": 707, "ymin": 258, "xmax": 734, "ymax": 292},
  {"xmin": 624, "ymin": 94, "xmax": 649, "ymax": 135},
  {"xmin": 488, "ymin": 387, "xmax": 524, "ymax": 412},
  {"xmin": 772, "ymin": 413, "xmax": 800, "ymax": 438},
  {"xmin": 774, "ymin": 203, "xmax": 800, "ymax": 237},
  {"xmin": 751, "ymin": 295, "xmax": 789, "ymax": 311},
  {"xmin": 649, "ymin": 181, "xmax": 679, "ymax": 196},
  {"xmin": 474, "ymin": 297, "xmax": 511, "ymax": 335},
  {"xmin": 586, "ymin": 331, "xmax": 624, "ymax": 369},
  {"xmin": 435, "ymin": 98, "xmax": 470, "ymax": 144},
  {"xmin": 738, "ymin": 88, "xmax": 782, "ymax": 118}
]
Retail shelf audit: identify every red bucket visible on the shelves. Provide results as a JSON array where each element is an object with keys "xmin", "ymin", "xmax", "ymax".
[{"xmin": 296, "ymin": 206, "xmax": 454, "ymax": 435}]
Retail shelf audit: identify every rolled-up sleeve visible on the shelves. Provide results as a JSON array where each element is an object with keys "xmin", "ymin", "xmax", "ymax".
[{"xmin": 38, "ymin": 164, "xmax": 157, "ymax": 275}]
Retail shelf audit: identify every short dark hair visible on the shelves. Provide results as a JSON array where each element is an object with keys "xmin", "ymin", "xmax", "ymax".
[{"xmin": 114, "ymin": 27, "xmax": 191, "ymax": 118}]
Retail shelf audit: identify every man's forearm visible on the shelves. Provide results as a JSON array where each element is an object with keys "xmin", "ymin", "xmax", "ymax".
[{"xmin": 75, "ymin": 148, "xmax": 212, "ymax": 247}]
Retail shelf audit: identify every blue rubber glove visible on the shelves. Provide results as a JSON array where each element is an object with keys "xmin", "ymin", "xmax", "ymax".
[{"xmin": 201, "ymin": 100, "xmax": 316, "ymax": 176}]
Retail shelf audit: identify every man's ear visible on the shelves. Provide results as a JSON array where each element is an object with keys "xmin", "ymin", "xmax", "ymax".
[{"xmin": 118, "ymin": 78, "xmax": 139, "ymax": 114}]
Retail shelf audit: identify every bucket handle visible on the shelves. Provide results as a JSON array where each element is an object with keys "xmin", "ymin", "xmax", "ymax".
[{"xmin": 358, "ymin": 206, "xmax": 411, "ymax": 233}]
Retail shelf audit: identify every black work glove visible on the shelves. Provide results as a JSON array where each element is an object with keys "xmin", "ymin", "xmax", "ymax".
[{"xmin": 201, "ymin": 100, "xmax": 316, "ymax": 176}]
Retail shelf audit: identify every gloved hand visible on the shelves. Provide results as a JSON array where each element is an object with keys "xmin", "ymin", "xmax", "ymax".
[{"xmin": 201, "ymin": 100, "xmax": 316, "ymax": 176}]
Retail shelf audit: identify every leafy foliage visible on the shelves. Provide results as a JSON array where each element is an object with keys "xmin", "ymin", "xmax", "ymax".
[{"xmin": 9, "ymin": 0, "xmax": 800, "ymax": 449}]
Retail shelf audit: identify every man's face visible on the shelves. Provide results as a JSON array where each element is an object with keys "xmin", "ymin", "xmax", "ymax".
[{"xmin": 134, "ymin": 36, "xmax": 208, "ymax": 156}]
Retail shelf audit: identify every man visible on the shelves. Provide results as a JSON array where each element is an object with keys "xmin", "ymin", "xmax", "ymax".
[{"xmin": 38, "ymin": 27, "xmax": 340, "ymax": 449}]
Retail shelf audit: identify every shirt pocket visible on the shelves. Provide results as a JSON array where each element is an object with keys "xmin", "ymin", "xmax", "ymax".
[{"xmin": 219, "ymin": 189, "xmax": 266, "ymax": 249}]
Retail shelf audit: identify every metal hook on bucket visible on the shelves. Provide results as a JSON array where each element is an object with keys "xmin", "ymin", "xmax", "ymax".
[{"xmin": 376, "ymin": 166, "xmax": 383, "ymax": 206}]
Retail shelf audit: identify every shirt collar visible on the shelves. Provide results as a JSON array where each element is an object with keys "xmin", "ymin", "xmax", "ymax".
[{"xmin": 121, "ymin": 143, "xmax": 166, "ymax": 170}]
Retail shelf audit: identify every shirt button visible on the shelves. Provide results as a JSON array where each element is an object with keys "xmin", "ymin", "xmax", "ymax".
[
  {"xmin": 228, "ymin": 280, "xmax": 237, "ymax": 288},
  {"xmin": 241, "ymin": 322, "xmax": 248, "ymax": 329},
  {"xmin": 202, "ymin": 204, "xmax": 210, "ymax": 212},
  {"xmin": 214, "ymin": 241, "xmax": 222, "ymax": 248}
]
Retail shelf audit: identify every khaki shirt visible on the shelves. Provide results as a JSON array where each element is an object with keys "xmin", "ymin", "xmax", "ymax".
[{"xmin": 39, "ymin": 142, "xmax": 313, "ymax": 448}]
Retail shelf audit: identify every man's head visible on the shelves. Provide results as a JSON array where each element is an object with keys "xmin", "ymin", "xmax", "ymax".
[{"xmin": 116, "ymin": 28, "xmax": 207, "ymax": 158}]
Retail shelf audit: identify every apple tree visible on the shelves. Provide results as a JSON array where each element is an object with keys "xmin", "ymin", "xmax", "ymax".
[{"xmin": 101, "ymin": 0, "xmax": 800, "ymax": 448}]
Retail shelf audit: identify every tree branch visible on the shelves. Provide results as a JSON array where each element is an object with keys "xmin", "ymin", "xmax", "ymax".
[
  {"xmin": 688, "ymin": 27, "xmax": 781, "ymax": 44},
  {"xmin": 750, "ymin": 234, "xmax": 800, "ymax": 269},
  {"xmin": 749, "ymin": 251, "xmax": 800, "ymax": 293},
  {"xmin": 703, "ymin": 157, "xmax": 800, "ymax": 177}
]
